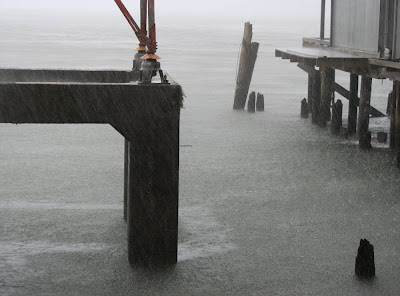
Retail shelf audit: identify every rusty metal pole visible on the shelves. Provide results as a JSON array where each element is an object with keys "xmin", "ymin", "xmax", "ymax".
[
  {"xmin": 140, "ymin": 0, "xmax": 147, "ymax": 35},
  {"xmin": 147, "ymin": 0, "xmax": 156, "ymax": 54},
  {"xmin": 320, "ymin": 0, "xmax": 325, "ymax": 40}
]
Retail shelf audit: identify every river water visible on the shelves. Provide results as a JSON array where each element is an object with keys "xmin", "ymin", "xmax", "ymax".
[{"xmin": 0, "ymin": 10, "xmax": 399, "ymax": 296}]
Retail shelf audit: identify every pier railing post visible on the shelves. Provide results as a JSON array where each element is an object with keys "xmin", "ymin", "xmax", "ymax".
[
  {"xmin": 348, "ymin": 74, "xmax": 359, "ymax": 135},
  {"xmin": 312, "ymin": 69, "xmax": 321, "ymax": 125},
  {"xmin": 358, "ymin": 76, "xmax": 372, "ymax": 150},
  {"xmin": 321, "ymin": 67, "xmax": 335, "ymax": 127},
  {"xmin": 390, "ymin": 81, "xmax": 397, "ymax": 150}
]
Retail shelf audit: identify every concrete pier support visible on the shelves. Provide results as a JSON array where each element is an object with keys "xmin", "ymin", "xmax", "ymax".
[
  {"xmin": 348, "ymin": 74, "xmax": 359, "ymax": 135},
  {"xmin": 127, "ymin": 116, "xmax": 179, "ymax": 266},
  {"xmin": 358, "ymin": 76, "xmax": 372, "ymax": 150},
  {"xmin": 0, "ymin": 68, "xmax": 181, "ymax": 266},
  {"xmin": 124, "ymin": 138, "xmax": 129, "ymax": 221},
  {"xmin": 320, "ymin": 67, "xmax": 335, "ymax": 127},
  {"xmin": 312, "ymin": 70, "xmax": 321, "ymax": 125}
]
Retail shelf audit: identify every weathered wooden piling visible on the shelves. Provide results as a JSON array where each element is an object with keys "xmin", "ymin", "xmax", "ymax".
[
  {"xmin": 247, "ymin": 91, "xmax": 256, "ymax": 113},
  {"xmin": 355, "ymin": 239, "xmax": 375, "ymax": 279},
  {"xmin": 358, "ymin": 77, "xmax": 372, "ymax": 150},
  {"xmin": 331, "ymin": 99, "xmax": 343, "ymax": 135},
  {"xmin": 396, "ymin": 81, "xmax": 400, "ymax": 168},
  {"xmin": 348, "ymin": 74, "xmax": 359, "ymax": 135},
  {"xmin": 320, "ymin": 67, "xmax": 335, "ymax": 127},
  {"xmin": 301, "ymin": 98, "xmax": 309, "ymax": 118},
  {"xmin": 390, "ymin": 83, "xmax": 396, "ymax": 149},
  {"xmin": 312, "ymin": 70, "xmax": 321, "ymax": 125},
  {"xmin": 256, "ymin": 92, "xmax": 264, "ymax": 111},
  {"xmin": 233, "ymin": 22, "xmax": 259, "ymax": 110},
  {"xmin": 377, "ymin": 132, "xmax": 388, "ymax": 143},
  {"xmin": 308, "ymin": 73, "xmax": 313, "ymax": 113}
]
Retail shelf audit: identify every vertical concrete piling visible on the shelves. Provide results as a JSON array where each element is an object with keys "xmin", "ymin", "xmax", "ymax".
[
  {"xmin": 124, "ymin": 138, "xmax": 129, "ymax": 221},
  {"xmin": 312, "ymin": 70, "xmax": 321, "ymax": 125},
  {"xmin": 127, "ymin": 104, "xmax": 179, "ymax": 266},
  {"xmin": 348, "ymin": 74, "xmax": 359, "ymax": 135},
  {"xmin": 256, "ymin": 92, "xmax": 264, "ymax": 111},
  {"xmin": 358, "ymin": 76, "xmax": 372, "ymax": 150},
  {"xmin": 247, "ymin": 91, "xmax": 256, "ymax": 112},
  {"xmin": 331, "ymin": 99, "xmax": 343, "ymax": 135},
  {"xmin": 233, "ymin": 22, "xmax": 259, "ymax": 110},
  {"xmin": 321, "ymin": 67, "xmax": 335, "ymax": 127}
]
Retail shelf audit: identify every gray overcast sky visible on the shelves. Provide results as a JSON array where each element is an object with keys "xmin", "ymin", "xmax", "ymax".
[{"xmin": 1, "ymin": 0, "xmax": 323, "ymax": 18}]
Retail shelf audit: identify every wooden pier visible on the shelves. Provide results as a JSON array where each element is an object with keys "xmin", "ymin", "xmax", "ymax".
[
  {"xmin": 0, "ymin": 68, "xmax": 182, "ymax": 266},
  {"xmin": 275, "ymin": 0, "xmax": 400, "ymax": 167}
]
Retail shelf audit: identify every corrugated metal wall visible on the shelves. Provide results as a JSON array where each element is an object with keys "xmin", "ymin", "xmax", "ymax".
[{"xmin": 331, "ymin": 0, "xmax": 380, "ymax": 53}]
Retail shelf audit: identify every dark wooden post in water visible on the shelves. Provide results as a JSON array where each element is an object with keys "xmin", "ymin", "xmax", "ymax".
[
  {"xmin": 256, "ymin": 92, "xmax": 264, "ymax": 111},
  {"xmin": 301, "ymin": 98, "xmax": 309, "ymax": 118},
  {"xmin": 247, "ymin": 91, "xmax": 256, "ymax": 112},
  {"xmin": 233, "ymin": 22, "xmax": 259, "ymax": 110},
  {"xmin": 308, "ymin": 73, "xmax": 313, "ymax": 113},
  {"xmin": 358, "ymin": 76, "xmax": 372, "ymax": 150},
  {"xmin": 390, "ymin": 82, "xmax": 397, "ymax": 149},
  {"xmin": 395, "ymin": 81, "xmax": 400, "ymax": 168},
  {"xmin": 348, "ymin": 74, "xmax": 359, "ymax": 135},
  {"xmin": 331, "ymin": 99, "xmax": 343, "ymax": 135},
  {"xmin": 355, "ymin": 239, "xmax": 375, "ymax": 279},
  {"xmin": 312, "ymin": 70, "xmax": 321, "ymax": 125},
  {"xmin": 124, "ymin": 138, "xmax": 129, "ymax": 221},
  {"xmin": 320, "ymin": 67, "xmax": 335, "ymax": 127}
]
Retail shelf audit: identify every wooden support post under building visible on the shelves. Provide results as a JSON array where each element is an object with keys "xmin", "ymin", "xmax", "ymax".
[
  {"xmin": 124, "ymin": 138, "xmax": 129, "ymax": 221},
  {"xmin": 233, "ymin": 22, "xmax": 259, "ymax": 110},
  {"xmin": 312, "ymin": 70, "xmax": 321, "ymax": 125},
  {"xmin": 331, "ymin": 99, "xmax": 343, "ymax": 135},
  {"xmin": 390, "ymin": 82, "xmax": 396, "ymax": 150},
  {"xmin": 348, "ymin": 74, "xmax": 359, "ymax": 135},
  {"xmin": 320, "ymin": 67, "xmax": 335, "ymax": 127},
  {"xmin": 308, "ymin": 73, "xmax": 313, "ymax": 113},
  {"xmin": 358, "ymin": 77, "xmax": 372, "ymax": 150}
]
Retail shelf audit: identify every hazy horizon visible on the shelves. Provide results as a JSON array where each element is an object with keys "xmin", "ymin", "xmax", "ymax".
[{"xmin": 1, "ymin": 0, "xmax": 325, "ymax": 19}]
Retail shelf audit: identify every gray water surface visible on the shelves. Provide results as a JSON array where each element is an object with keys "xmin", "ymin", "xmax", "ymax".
[{"xmin": 1, "ymin": 11, "xmax": 399, "ymax": 296}]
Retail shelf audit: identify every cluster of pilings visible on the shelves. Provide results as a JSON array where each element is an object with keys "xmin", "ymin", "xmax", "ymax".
[
  {"xmin": 233, "ymin": 22, "xmax": 259, "ymax": 110},
  {"xmin": 247, "ymin": 91, "xmax": 264, "ymax": 113},
  {"xmin": 304, "ymin": 68, "xmax": 400, "ymax": 166}
]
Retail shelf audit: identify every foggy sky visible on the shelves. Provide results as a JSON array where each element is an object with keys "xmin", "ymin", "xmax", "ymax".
[{"xmin": 1, "ymin": 0, "xmax": 323, "ymax": 18}]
